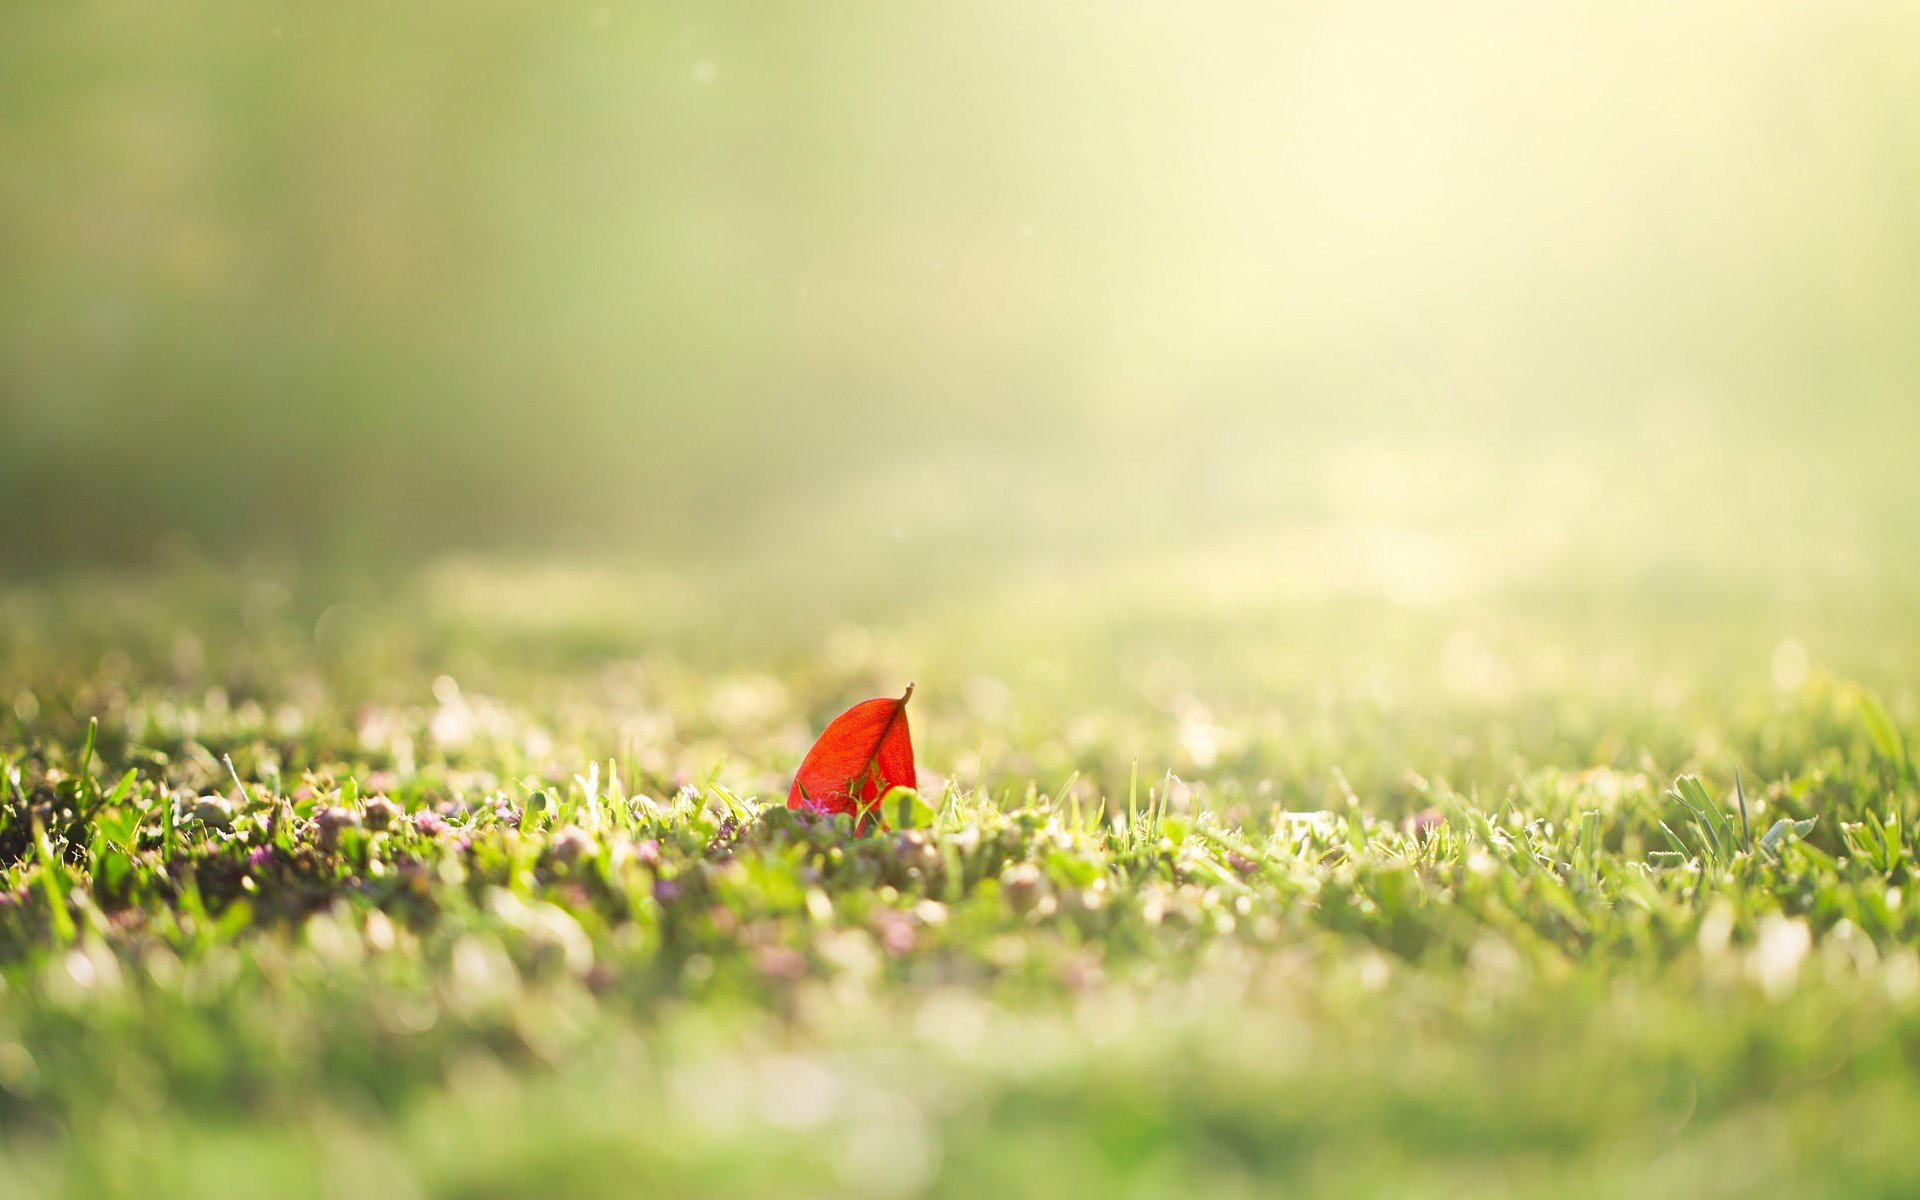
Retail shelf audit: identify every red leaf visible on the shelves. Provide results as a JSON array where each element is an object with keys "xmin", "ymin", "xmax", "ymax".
[{"xmin": 788, "ymin": 684, "xmax": 916, "ymax": 831}]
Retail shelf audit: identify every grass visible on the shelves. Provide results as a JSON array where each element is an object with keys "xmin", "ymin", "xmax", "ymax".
[{"xmin": 1, "ymin": 558, "xmax": 1918, "ymax": 1198}]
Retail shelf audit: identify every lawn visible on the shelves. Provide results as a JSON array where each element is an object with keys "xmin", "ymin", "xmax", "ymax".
[{"xmin": 2, "ymin": 555, "xmax": 1917, "ymax": 1199}]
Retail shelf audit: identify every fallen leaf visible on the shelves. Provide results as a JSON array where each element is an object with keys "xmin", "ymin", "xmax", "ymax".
[{"xmin": 788, "ymin": 684, "xmax": 916, "ymax": 832}]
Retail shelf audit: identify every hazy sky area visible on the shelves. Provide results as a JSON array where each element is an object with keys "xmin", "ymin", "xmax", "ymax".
[{"xmin": 3, "ymin": 0, "xmax": 1917, "ymax": 595}]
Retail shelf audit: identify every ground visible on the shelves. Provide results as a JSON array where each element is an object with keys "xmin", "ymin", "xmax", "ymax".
[{"xmin": 1, "ymin": 554, "xmax": 1918, "ymax": 1199}]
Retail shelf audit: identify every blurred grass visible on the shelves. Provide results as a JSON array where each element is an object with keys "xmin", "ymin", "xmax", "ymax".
[{"xmin": 4, "ymin": 0, "xmax": 1919, "ymax": 577}]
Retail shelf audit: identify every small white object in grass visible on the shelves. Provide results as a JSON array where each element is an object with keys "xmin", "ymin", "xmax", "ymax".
[
  {"xmin": 363, "ymin": 795, "xmax": 400, "ymax": 831},
  {"xmin": 315, "ymin": 806, "xmax": 361, "ymax": 849},
  {"xmin": 1696, "ymin": 902, "xmax": 1734, "ymax": 958},
  {"xmin": 999, "ymin": 862, "xmax": 1045, "ymax": 913},
  {"xmin": 1279, "ymin": 810, "xmax": 1338, "ymax": 834},
  {"xmin": 364, "ymin": 911, "xmax": 396, "ymax": 953},
  {"xmin": 192, "ymin": 795, "xmax": 233, "ymax": 829},
  {"xmin": 551, "ymin": 826, "xmax": 597, "ymax": 865},
  {"xmin": 693, "ymin": 60, "xmax": 717, "ymax": 84},
  {"xmin": 1356, "ymin": 951, "xmax": 1391, "ymax": 992},
  {"xmin": 63, "ymin": 950, "xmax": 98, "ymax": 991},
  {"xmin": 1749, "ymin": 916, "xmax": 1811, "ymax": 999}
]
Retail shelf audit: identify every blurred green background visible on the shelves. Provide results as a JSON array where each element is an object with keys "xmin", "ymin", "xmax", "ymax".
[{"xmin": 3, "ymin": 0, "xmax": 1918, "ymax": 589}]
